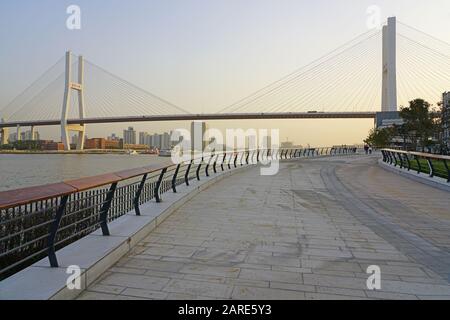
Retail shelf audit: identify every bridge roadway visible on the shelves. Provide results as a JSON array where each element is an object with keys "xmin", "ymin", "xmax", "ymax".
[
  {"xmin": 0, "ymin": 112, "xmax": 376, "ymax": 128},
  {"xmin": 78, "ymin": 155, "xmax": 450, "ymax": 300}
]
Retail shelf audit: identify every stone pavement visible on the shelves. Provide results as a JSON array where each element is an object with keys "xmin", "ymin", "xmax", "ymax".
[{"xmin": 78, "ymin": 155, "xmax": 450, "ymax": 300}]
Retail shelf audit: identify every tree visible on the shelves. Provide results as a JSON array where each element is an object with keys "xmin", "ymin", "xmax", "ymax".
[
  {"xmin": 364, "ymin": 127, "xmax": 393, "ymax": 148},
  {"xmin": 399, "ymin": 99, "xmax": 434, "ymax": 151}
]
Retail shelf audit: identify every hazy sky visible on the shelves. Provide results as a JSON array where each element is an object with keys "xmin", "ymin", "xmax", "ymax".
[{"xmin": 0, "ymin": 0, "xmax": 449, "ymax": 145}]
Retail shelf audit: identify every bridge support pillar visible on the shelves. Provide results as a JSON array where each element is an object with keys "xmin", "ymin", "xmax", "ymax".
[
  {"xmin": 0, "ymin": 128, "xmax": 8, "ymax": 145},
  {"xmin": 61, "ymin": 51, "xmax": 86, "ymax": 151},
  {"xmin": 381, "ymin": 17, "xmax": 397, "ymax": 112},
  {"xmin": 16, "ymin": 125, "xmax": 21, "ymax": 142},
  {"xmin": 0, "ymin": 119, "xmax": 8, "ymax": 145},
  {"xmin": 30, "ymin": 126, "xmax": 36, "ymax": 141}
]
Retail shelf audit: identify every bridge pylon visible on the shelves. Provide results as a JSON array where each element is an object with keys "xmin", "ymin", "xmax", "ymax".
[
  {"xmin": 381, "ymin": 17, "xmax": 397, "ymax": 112},
  {"xmin": 61, "ymin": 51, "xmax": 86, "ymax": 151},
  {"xmin": 0, "ymin": 119, "xmax": 8, "ymax": 145}
]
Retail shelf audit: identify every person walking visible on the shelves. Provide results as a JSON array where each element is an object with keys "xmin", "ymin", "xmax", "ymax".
[{"xmin": 364, "ymin": 144, "xmax": 369, "ymax": 155}]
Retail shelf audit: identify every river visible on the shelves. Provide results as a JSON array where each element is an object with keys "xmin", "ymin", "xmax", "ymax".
[{"xmin": 0, "ymin": 154, "xmax": 173, "ymax": 191}]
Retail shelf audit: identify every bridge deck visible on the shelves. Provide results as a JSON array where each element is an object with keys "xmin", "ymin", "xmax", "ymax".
[{"xmin": 79, "ymin": 156, "xmax": 450, "ymax": 300}]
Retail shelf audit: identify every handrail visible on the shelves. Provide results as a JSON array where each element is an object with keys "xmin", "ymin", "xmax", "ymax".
[
  {"xmin": 381, "ymin": 148, "xmax": 450, "ymax": 182},
  {"xmin": 382, "ymin": 148, "xmax": 450, "ymax": 161},
  {"xmin": 0, "ymin": 164, "xmax": 171, "ymax": 210},
  {"xmin": 0, "ymin": 146, "xmax": 358, "ymax": 280}
]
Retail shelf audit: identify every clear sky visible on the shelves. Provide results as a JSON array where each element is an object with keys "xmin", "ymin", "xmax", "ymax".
[{"xmin": 0, "ymin": 0, "xmax": 449, "ymax": 145}]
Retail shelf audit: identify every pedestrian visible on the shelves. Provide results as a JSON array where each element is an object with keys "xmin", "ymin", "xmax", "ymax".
[{"xmin": 364, "ymin": 144, "xmax": 369, "ymax": 155}]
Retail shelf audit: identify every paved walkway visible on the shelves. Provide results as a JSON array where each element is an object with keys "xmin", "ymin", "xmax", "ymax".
[{"xmin": 79, "ymin": 155, "xmax": 450, "ymax": 300}]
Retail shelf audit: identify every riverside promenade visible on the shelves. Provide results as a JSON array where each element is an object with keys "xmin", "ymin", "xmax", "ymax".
[{"xmin": 78, "ymin": 155, "xmax": 450, "ymax": 300}]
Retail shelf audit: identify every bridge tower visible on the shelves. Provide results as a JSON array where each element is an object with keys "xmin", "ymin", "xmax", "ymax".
[
  {"xmin": 61, "ymin": 51, "xmax": 86, "ymax": 151},
  {"xmin": 381, "ymin": 17, "xmax": 397, "ymax": 112},
  {"xmin": 0, "ymin": 119, "xmax": 8, "ymax": 145}
]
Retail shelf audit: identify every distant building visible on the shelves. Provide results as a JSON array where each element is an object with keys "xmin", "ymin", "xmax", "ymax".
[
  {"xmin": 160, "ymin": 132, "xmax": 171, "ymax": 150},
  {"xmin": 85, "ymin": 138, "xmax": 106, "ymax": 149},
  {"xmin": 105, "ymin": 139, "xmax": 120, "ymax": 149},
  {"xmin": 108, "ymin": 133, "xmax": 119, "ymax": 141},
  {"xmin": 8, "ymin": 132, "xmax": 17, "ymax": 142},
  {"xmin": 442, "ymin": 92, "xmax": 450, "ymax": 149},
  {"xmin": 123, "ymin": 127, "xmax": 136, "ymax": 145},
  {"xmin": 139, "ymin": 132, "xmax": 148, "ymax": 145},
  {"xmin": 150, "ymin": 133, "xmax": 161, "ymax": 149},
  {"xmin": 375, "ymin": 111, "xmax": 403, "ymax": 129},
  {"xmin": 41, "ymin": 141, "xmax": 65, "ymax": 151},
  {"xmin": 19, "ymin": 130, "xmax": 39, "ymax": 141}
]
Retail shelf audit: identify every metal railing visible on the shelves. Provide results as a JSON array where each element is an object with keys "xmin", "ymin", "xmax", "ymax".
[
  {"xmin": 381, "ymin": 149, "xmax": 450, "ymax": 182},
  {"xmin": 0, "ymin": 146, "xmax": 357, "ymax": 280}
]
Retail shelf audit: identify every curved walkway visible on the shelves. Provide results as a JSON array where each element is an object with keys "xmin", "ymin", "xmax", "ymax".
[{"xmin": 79, "ymin": 155, "xmax": 450, "ymax": 300}]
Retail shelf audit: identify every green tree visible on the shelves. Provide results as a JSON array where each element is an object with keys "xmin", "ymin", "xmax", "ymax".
[
  {"xmin": 399, "ymin": 99, "xmax": 434, "ymax": 151},
  {"xmin": 364, "ymin": 127, "xmax": 393, "ymax": 148}
]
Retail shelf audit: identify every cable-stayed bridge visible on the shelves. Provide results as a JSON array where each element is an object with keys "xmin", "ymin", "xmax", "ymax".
[{"xmin": 0, "ymin": 17, "xmax": 449, "ymax": 150}]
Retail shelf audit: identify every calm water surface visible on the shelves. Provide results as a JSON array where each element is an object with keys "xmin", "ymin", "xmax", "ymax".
[{"xmin": 0, "ymin": 154, "xmax": 173, "ymax": 191}]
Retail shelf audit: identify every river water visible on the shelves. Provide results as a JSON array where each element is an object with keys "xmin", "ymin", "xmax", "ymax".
[{"xmin": 0, "ymin": 154, "xmax": 173, "ymax": 191}]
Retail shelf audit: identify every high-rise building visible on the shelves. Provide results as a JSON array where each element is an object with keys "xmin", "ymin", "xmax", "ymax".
[
  {"xmin": 160, "ymin": 132, "xmax": 171, "ymax": 150},
  {"xmin": 442, "ymin": 92, "xmax": 450, "ymax": 149},
  {"xmin": 139, "ymin": 132, "xmax": 147, "ymax": 145},
  {"xmin": 151, "ymin": 133, "xmax": 161, "ymax": 149},
  {"xmin": 123, "ymin": 127, "xmax": 136, "ymax": 145}
]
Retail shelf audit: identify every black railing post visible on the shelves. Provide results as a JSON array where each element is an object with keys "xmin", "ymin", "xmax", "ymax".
[
  {"xmin": 257, "ymin": 150, "xmax": 260, "ymax": 162},
  {"xmin": 48, "ymin": 195, "xmax": 69, "ymax": 267},
  {"xmin": 213, "ymin": 154, "xmax": 218, "ymax": 173},
  {"xmin": 172, "ymin": 164, "xmax": 181, "ymax": 193},
  {"xmin": 221, "ymin": 153, "xmax": 226, "ymax": 171},
  {"xmin": 205, "ymin": 155, "xmax": 211, "ymax": 177},
  {"xmin": 443, "ymin": 159, "xmax": 450, "ymax": 183},
  {"xmin": 100, "ymin": 182, "xmax": 118, "ymax": 236},
  {"xmin": 246, "ymin": 151, "xmax": 250, "ymax": 165},
  {"xmin": 234, "ymin": 153, "xmax": 238, "ymax": 168},
  {"xmin": 427, "ymin": 158, "xmax": 434, "ymax": 178},
  {"xmin": 228, "ymin": 153, "xmax": 232, "ymax": 169},
  {"xmin": 415, "ymin": 155, "xmax": 421, "ymax": 174},
  {"xmin": 405, "ymin": 154, "xmax": 411, "ymax": 171},
  {"xmin": 154, "ymin": 168, "xmax": 167, "ymax": 203},
  {"xmin": 398, "ymin": 152, "xmax": 404, "ymax": 169},
  {"xmin": 134, "ymin": 173, "xmax": 148, "ymax": 215},
  {"xmin": 196, "ymin": 159, "xmax": 203, "ymax": 180},
  {"xmin": 392, "ymin": 152, "xmax": 398, "ymax": 166},
  {"xmin": 185, "ymin": 160, "xmax": 193, "ymax": 186}
]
